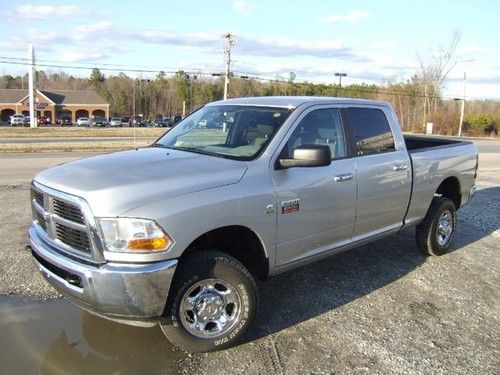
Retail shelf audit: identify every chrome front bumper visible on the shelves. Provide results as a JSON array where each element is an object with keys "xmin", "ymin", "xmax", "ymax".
[{"xmin": 28, "ymin": 225, "xmax": 178, "ymax": 327}]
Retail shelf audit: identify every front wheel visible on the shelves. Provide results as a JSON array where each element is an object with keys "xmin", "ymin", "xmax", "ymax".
[
  {"xmin": 160, "ymin": 251, "xmax": 258, "ymax": 352},
  {"xmin": 416, "ymin": 196, "xmax": 457, "ymax": 256}
]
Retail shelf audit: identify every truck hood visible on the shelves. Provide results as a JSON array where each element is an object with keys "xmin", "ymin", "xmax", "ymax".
[{"xmin": 34, "ymin": 147, "xmax": 247, "ymax": 216}]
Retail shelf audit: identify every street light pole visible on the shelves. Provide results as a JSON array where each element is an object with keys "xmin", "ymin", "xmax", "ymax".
[{"xmin": 334, "ymin": 72, "xmax": 347, "ymax": 96}]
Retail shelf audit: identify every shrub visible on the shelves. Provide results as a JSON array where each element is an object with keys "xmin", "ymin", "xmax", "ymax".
[{"xmin": 463, "ymin": 114, "xmax": 498, "ymax": 136}]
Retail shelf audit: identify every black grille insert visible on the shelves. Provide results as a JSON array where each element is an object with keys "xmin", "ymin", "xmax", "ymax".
[
  {"xmin": 55, "ymin": 223, "xmax": 90, "ymax": 252},
  {"xmin": 53, "ymin": 199, "xmax": 85, "ymax": 224},
  {"xmin": 36, "ymin": 211, "xmax": 47, "ymax": 232},
  {"xmin": 33, "ymin": 190, "xmax": 44, "ymax": 208}
]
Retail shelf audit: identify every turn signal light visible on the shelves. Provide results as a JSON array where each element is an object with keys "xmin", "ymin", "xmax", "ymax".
[{"xmin": 128, "ymin": 235, "xmax": 171, "ymax": 252}]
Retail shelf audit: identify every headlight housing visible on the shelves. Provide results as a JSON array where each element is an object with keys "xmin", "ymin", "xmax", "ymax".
[{"xmin": 97, "ymin": 218, "xmax": 172, "ymax": 253}]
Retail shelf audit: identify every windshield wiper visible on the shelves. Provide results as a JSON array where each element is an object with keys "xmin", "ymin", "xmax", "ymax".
[
  {"xmin": 150, "ymin": 143, "xmax": 173, "ymax": 149},
  {"xmin": 172, "ymin": 146, "xmax": 220, "ymax": 157}
]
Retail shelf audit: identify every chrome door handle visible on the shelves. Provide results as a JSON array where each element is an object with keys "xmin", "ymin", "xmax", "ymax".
[
  {"xmin": 334, "ymin": 173, "xmax": 353, "ymax": 182},
  {"xmin": 393, "ymin": 164, "xmax": 409, "ymax": 171}
]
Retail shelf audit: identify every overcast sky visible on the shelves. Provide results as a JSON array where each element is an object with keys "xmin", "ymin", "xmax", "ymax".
[{"xmin": 0, "ymin": 0, "xmax": 498, "ymax": 100}]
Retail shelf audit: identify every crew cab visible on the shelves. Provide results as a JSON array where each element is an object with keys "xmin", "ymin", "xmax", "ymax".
[{"xmin": 28, "ymin": 97, "xmax": 478, "ymax": 352}]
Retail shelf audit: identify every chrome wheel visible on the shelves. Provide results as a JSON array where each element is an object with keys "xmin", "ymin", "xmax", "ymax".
[
  {"xmin": 436, "ymin": 210, "xmax": 453, "ymax": 246},
  {"xmin": 179, "ymin": 278, "xmax": 242, "ymax": 339}
]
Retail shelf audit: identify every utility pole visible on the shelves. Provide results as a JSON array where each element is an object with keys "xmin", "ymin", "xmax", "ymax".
[
  {"xmin": 223, "ymin": 33, "xmax": 234, "ymax": 100},
  {"xmin": 28, "ymin": 44, "xmax": 36, "ymax": 128},
  {"xmin": 458, "ymin": 72, "xmax": 466, "ymax": 137}
]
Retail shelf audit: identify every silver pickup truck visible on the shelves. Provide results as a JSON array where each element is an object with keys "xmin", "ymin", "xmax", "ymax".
[{"xmin": 28, "ymin": 97, "xmax": 478, "ymax": 352}]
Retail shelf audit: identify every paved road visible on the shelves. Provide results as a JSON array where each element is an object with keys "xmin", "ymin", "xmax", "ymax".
[{"xmin": 0, "ymin": 138, "xmax": 497, "ymax": 185}]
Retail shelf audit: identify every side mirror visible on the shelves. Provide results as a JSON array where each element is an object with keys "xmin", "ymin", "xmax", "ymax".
[{"xmin": 278, "ymin": 144, "xmax": 331, "ymax": 169}]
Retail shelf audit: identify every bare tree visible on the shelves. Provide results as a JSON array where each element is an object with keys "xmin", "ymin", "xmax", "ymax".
[{"xmin": 416, "ymin": 30, "xmax": 462, "ymax": 124}]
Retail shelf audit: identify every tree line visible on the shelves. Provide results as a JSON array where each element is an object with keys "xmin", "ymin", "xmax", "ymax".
[{"xmin": 1, "ymin": 67, "xmax": 498, "ymax": 136}]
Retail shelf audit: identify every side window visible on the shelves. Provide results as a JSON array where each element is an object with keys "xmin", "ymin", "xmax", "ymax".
[
  {"xmin": 285, "ymin": 108, "xmax": 347, "ymax": 160},
  {"xmin": 344, "ymin": 108, "xmax": 395, "ymax": 156}
]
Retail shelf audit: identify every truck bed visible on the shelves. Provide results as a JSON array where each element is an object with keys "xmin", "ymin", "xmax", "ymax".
[
  {"xmin": 403, "ymin": 134, "xmax": 472, "ymax": 152},
  {"xmin": 402, "ymin": 134, "xmax": 477, "ymax": 228}
]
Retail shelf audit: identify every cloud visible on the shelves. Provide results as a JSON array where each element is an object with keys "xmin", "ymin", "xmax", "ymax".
[
  {"xmin": 16, "ymin": 23, "xmax": 371, "ymax": 63},
  {"xmin": 14, "ymin": 5, "xmax": 83, "ymax": 19},
  {"xmin": 11, "ymin": 4, "xmax": 107, "ymax": 19},
  {"xmin": 232, "ymin": 1, "xmax": 257, "ymax": 15},
  {"xmin": 235, "ymin": 36, "xmax": 371, "ymax": 61},
  {"xmin": 321, "ymin": 10, "xmax": 371, "ymax": 24},
  {"xmin": 59, "ymin": 51, "xmax": 109, "ymax": 63},
  {"xmin": 233, "ymin": 61, "xmax": 394, "ymax": 84}
]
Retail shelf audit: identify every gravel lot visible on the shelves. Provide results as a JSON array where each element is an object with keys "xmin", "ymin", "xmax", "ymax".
[{"xmin": 0, "ymin": 155, "xmax": 498, "ymax": 374}]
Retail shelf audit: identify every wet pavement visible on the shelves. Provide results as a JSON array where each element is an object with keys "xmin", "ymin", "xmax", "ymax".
[{"xmin": 0, "ymin": 296, "xmax": 184, "ymax": 374}]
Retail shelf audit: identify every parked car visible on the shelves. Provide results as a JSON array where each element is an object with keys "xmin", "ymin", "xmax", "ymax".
[
  {"xmin": 77, "ymin": 117, "xmax": 90, "ymax": 126},
  {"xmin": 37, "ymin": 116, "xmax": 49, "ymax": 126},
  {"xmin": 110, "ymin": 117, "xmax": 123, "ymax": 127},
  {"xmin": 23, "ymin": 115, "xmax": 31, "ymax": 126},
  {"xmin": 10, "ymin": 114, "xmax": 25, "ymax": 126},
  {"xmin": 171, "ymin": 115, "xmax": 182, "ymax": 125},
  {"xmin": 129, "ymin": 115, "xmax": 145, "ymax": 127},
  {"xmin": 91, "ymin": 117, "xmax": 109, "ymax": 127},
  {"xmin": 121, "ymin": 116, "xmax": 131, "ymax": 127},
  {"xmin": 152, "ymin": 117, "xmax": 171, "ymax": 127},
  {"xmin": 56, "ymin": 116, "xmax": 72, "ymax": 126},
  {"xmin": 28, "ymin": 97, "xmax": 478, "ymax": 353}
]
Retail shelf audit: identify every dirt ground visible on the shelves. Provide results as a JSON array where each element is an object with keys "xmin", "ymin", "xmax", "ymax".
[{"xmin": 0, "ymin": 159, "xmax": 498, "ymax": 374}]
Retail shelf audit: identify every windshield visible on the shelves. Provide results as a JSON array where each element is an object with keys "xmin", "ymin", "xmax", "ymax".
[{"xmin": 154, "ymin": 105, "xmax": 292, "ymax": 160}]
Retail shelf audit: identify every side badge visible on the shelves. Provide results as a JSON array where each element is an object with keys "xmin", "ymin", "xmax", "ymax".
[{"xmin": 282, "ymin": 199, "xmax": 300, "ymax": 214}]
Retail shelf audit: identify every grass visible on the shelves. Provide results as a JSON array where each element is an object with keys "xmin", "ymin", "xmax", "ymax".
[
  {"xmin": 0, "ymin": 140, "xmax": 152, "ymax": 153},
  {"xmin": 0, "ymin": 127, "xmax": 168, "ymax": 138}
]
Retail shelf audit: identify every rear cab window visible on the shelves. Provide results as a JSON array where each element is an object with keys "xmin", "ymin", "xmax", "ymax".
[{"xmin": 343, "ymin": 108, "xmax": 395, "ymax": 156}]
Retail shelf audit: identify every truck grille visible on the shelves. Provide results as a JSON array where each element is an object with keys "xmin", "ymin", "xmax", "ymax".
[
  {"xmin": 55, "ymin": 223, "xmax": 90, "ymax": 252},
  {"xmin": 31, "ymin": 185, "xmax": 95, "ymax": 258},
  {"xmin": 53, "ymin": 199, "xmax": 85, "ymax": 224}
]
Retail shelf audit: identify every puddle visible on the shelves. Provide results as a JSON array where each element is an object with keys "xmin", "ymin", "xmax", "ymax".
[{"xmin": 0, "ymin": 296, "xmax": 186, "ymax": 374}]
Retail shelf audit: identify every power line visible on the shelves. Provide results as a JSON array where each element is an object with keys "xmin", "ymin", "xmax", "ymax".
[{"xmin": 0, "ymin": 58, "xmax": 499, "ymax": 103}]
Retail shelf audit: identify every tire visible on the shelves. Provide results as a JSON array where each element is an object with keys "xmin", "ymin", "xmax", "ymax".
[
  {"xmin": 160, "ymin": 251, "xmax": 258, "ymax": 352},
  {"xmin": 416, "ymin": 196, "xmax": 457, "ymax": 256}
]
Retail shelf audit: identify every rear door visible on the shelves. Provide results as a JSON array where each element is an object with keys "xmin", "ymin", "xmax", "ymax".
[
  {"xmin": 342, "ymin": 107, "xmax": 411, "ymax": 240},
  {"xmin": 271, "ymin": 107, "xmax": 357, "ymax": 266}
]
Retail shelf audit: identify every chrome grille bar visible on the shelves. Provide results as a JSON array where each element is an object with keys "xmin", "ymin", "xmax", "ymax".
[{"xmin": 30, "ymin": 181, "xmax": 105, "ymax": 263}]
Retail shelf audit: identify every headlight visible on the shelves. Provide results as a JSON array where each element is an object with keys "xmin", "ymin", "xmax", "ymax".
[{"xmin": 97, "ymin": 218, "xmax": 172, "ymax": 253}]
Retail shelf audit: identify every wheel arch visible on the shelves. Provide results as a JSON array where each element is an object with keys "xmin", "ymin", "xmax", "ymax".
[
  {"xmin": 435, "ymin": 176, "xmax": 461, "ymax": 209},
  {"xmin": 179, "ymin": 225, "xmax": 270, "ymax": 281}
]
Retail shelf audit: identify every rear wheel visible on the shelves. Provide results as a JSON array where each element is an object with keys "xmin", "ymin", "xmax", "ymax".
[
  {"xmin": 160, "ymin": 251, "xmax": 258, "ymax": 352},
  {"xmin": 416, "ymin": 197, "xmax": 457, "ymax": 256}
]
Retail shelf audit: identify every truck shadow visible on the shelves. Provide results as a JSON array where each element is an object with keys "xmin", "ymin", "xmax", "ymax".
[
  {"xmin": 246, "ymin": 229, "xmax": 425, "ymax": 342},
  {"xmin": 246, "ymin": 185, "xmax": 499, "ymax": 342}
]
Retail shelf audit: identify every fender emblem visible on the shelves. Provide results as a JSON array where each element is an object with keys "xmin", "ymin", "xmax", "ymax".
[{"xmin": 281, "ymin": 199, "xmax": 300, "ymax": 214}]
